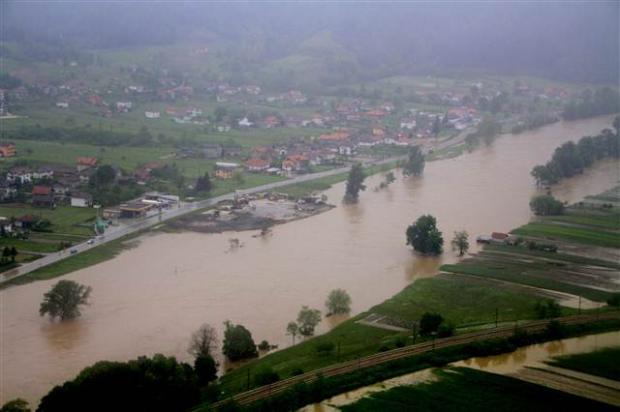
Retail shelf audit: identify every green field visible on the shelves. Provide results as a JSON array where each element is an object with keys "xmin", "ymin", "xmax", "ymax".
[
  {"xmin": 339, "ymin": 367, "xmax": 617, "ymax": 412},
  {"xmin": 547, "ymin": 346, "xmax": 620, "ymax": 381},
  {"xmin": 0, "ymin": 204, "xmax": 96, "ymax": 236},
  {"xmin": 369, "ymin": 274, "xmax": 550, "ymax": 329},
  {"xmin": 512, "ymin": 223, "xmax": 620, "ymax": 248}
]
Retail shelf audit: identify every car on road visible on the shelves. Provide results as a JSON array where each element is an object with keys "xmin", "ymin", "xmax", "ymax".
[
  {"xmin": 70, "ymin": 249, "xmax": 78, "ymax": 255},
  {"xmin": 87, "ymin": 239, "xmax": 94, "ymax": 245}
]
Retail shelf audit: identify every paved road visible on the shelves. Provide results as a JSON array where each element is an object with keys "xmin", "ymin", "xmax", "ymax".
[
  {"xmin": 0, "ymin": 130, "xmax": 473, "ymax": 286},
  {"xmin": 0, "ymin": 155, "xmax": 409, "ymax": 285}
]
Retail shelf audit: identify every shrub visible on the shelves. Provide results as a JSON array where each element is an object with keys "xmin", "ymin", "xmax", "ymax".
[
  {"xmin": 314, "ymin": 341, "xmax": 335, "ymax": 356},
  {"xmin": 254, "ymin": 367, "xmax": 280, "ymax": 386}
]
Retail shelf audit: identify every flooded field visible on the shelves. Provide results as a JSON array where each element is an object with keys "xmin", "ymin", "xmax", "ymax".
[
  {"xmin": 1, "ymin": 115, "xmax": 618, "ymax": 405},
  {"xmin": 304, "ymin": 330, "xmax": 620, "ymax": 411}
]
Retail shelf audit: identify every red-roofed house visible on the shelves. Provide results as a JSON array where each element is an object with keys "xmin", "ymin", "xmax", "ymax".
[
  {"xmin": 0, "ymin": 143, "xmax": 16, "ymax": 158},
  {"xmin": 245, "ymin": 158, "xmax": 270, "ymax": 172},
  {"xmin": 32, "ymin": 185, "xmax": 55, "ymax": 208},
  {"xmin": 263, "ymin": 115, "xmax": 281, "ymax": 128},
  {"xmin": 76, "ymin": 157, "xmax": 98, "ymax": 172}
]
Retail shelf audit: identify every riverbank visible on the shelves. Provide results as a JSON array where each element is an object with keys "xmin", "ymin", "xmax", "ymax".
[
  {"xmin": 204, "ymin": 316, "xmax": 620, "ymax": 411},
  {"xmin": 2, "ymin": 115, "xmax": 617, "ymax": 407},
  {"xmin": 214, "ymin": 189, "xmax": 619, "ymax": 400}
]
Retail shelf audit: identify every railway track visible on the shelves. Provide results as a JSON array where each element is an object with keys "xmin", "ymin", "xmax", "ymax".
[{"xmin": 211, "ymin": 312, "xmax": 620, "ymax": 409}]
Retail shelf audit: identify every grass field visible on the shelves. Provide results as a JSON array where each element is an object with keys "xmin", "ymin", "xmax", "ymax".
[
  {"xmin": 0, "ymin": 204, "xmax": 96, "ymax": 236},
  {"xmin": 339, "ymin": 367, "xmax": 617, "ymax": 412},
  {"xmin": 369, "ymin": 274, "xmax": 551, "ymax": 329},
  {"xmin": 512, "ymin": 222, "xmax": 620, "ymax": 248},
  {"xmin": 547, "ymin": 346, "xmax": 620, "ymax": 381}
]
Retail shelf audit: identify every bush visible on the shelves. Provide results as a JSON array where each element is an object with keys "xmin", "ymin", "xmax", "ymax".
[
  {"xmin": 437, "ymin": 323, "xmax": 455, "ymax": 338},
  {"xmin": 529, "ymin": 194, "xmax": 565, "ymax": 216},
  {"xmin": 257, "ymin": 340, "xmax": 270, "ymax": 351},
  {"xmin": 607, "ymin": 293, "xmax": 620, "ymax": 307},
  {"xmin": 314, "ymin": 341, "xmax": 335, "ymax": 356},
  {"xmin": 254, "ymin": 367, "xmax": 280, "ymax": 386},
  {"xmin": 419, "ymin": 312, "xmax": 444, "ymax": 336}
]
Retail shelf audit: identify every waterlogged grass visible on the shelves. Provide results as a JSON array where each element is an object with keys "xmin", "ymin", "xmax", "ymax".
[
  {"xmin": 441, "ymin": 261, "xmax": 613, "ymax": 302},
  {"xmin": 370, "ymin": 274, "xmax": 547, "ymax": 328},
  {"xmin": 543, "ymin": 209, "xmax": 620, "ymax": 230},
  {"xmin": 547, "ymin": 346, "xmax": 620, "ymax": 381},
  {"xmin": 484, "ymin": 244, "xmax": 620, "ymax": 269},
  {"xmin": 339, "ymin": 367, "xmax": 617, "ymax": 412},
  {"xmin": 511, "ymin": 222, "xmax": 620, "ymax": 248}
]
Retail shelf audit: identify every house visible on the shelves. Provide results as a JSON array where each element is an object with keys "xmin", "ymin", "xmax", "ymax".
[
  {"xmin": 70, "ymin": 192, "xmax": 93, "ymax": 208},
  {"xmin": 7, "ymin": 167, "xmax": 33, "ymax": 184},
  {"xmin": 338, "ymin": 145, "xmax": 354, "ymax": 156},
  {"xmin": 56, "ymin": 102, "xmax": 69, "ymax": 109},
  {"xmin": 33, "ymin": 167, "xmax": 54, "ymax": 180},
  {"xmin": 0, "ymin": 143, "xmax": 16, "ymax": 158},
  {"xmin": 76, "ymin": 157, "xmax": 98, "ymax": 172},
  {"xmin": 281, "ymin": 154, "xmax": 309, "ymax": 175},
  {"xmin": 245, "ymin": 158, "xmax": 270, "ymax": 172},
  {"xmin": 0, "ymin": 217, "xmax": 13, "ymax": 234},
  {"xmin": 214, "ymin": 162, "xmax": 239, "ymax": 179},
  {"xmin": 238, "ymin": 117, "xmax": 253, "ymax": 128},
  {"xmin": 216, "ymin": 125, "xmax": 231, "ymax": 133},
  {"xmin": 119, "ymin": 202, "xmax": 152, "ymax": 218},
  {"xmin": 203, "ymin": 144, "xmax": 223, "ymax": 159},
  {"xmin": 400, "ymin": 120, "xmax": 417, "ymax": 130},
  {"xmin": 263, "ymin": 115, "xmax": 281, "ymax": 128},
  {"xmin": 16, "ymin": 214, "xmax": 38, "ymax": 229},
  {"xmin": 32, "ymin": 185, "xmax": 55, "ymax": 208},
  {"xmin": 318, "ymin": 131, "xmax": 350, "ymax": 142},
  {"xmin": 222, "ymin": 144, "xmax": 242, "ymax": 157},
  {"xmin": 116, "ymin": 101, "xmax": 133, "ymax": 112},
  {"xmin": 145, "ymin": 111, "xmax": 161, "ymax": 119}
]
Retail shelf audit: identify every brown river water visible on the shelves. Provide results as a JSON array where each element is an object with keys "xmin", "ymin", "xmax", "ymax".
[{"xmin": 1, "ymin": 115, "xmax": 619, "ymax": 406}]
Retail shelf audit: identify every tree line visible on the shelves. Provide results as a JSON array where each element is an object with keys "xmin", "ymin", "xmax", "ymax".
[
  {"xmin": 562, "ymin": 87, "xmax": 620, "ymax": 121},
  {"xmin": 531, "ymin": 116, "xmax": 620, "ymax": 187}
]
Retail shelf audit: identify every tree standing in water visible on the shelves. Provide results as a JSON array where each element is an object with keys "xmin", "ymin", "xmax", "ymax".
[
  {"xmin": 451, "ymin": 230, "xmax": 469, "ymax": 256},
  {"xmin": 344, "ymin": 163, "xmax": 366, "ymax": 203}
]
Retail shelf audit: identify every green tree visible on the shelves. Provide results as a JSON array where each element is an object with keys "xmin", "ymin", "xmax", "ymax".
[
  {"xmin": 297, "ymin": 306, "xmax": 322, "ymax": 337},
  {"xmin": 325, "ymin": 289, "xmax": 352, "ymax": 315},
  {"xmin": 194, "ymin": 354, "xmax": 217, "ymax": 386},
  {"xmin": 222, "ymin": 321, "xmax": 258, "ymax": 361},
  {"xmin": 451, "ymin": 230, "xmax": 469, "ymax": 256},
  {"xmin": 286, "ymin": 321, "xmax": 299, "ymax": 344},
  {"xmin": 529, "ymin": 194, "xmax": 565, "ymax": 216},
  {"xmin": 39, "ymin": 280, "xmax": 92, "ymax": 321},
  {"xmin": 419, "ymin": 312, "xmax": 444, "ymax": 336},
  {"xmin": 402, "ymin": 145, "xmax": 425, "ymax": 176},
  {"xmin": 89, "ymin": 165, "xmax": 116, "ymax": 189},
  {"xmin": 534, "ymin": 300, "xmax": 562, "ymax": 319},
  {"xmin": 195, "ymin": 172, "xmax": 212, "ymax": 193},
  {"xmin": 10, "ymin": 246, "xmax": 17, "ymax": 262},
  {"xmin": 254, "ymin": 367, "xmax": 280, "ymax": 386},
  {"xmin": 344, "ymin": 163, "xmax": 366, "ymax": 203},
  {"xmin": 37, "ymin": 354, "xmax": 199, "ymax": 412},
  {"xmin": 406, "ymin": 215, "xmax": 444, "ymax": 255},
  {"xmin": 1, "ymin": 399, "xmax": 30, "ymax": 412}
]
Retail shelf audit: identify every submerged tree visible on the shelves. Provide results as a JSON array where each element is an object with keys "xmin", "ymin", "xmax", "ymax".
[
  {"xmin": 344, "ymin": 163, "xmax": 366, "ymax": 203},
  {"xmin": 529, "ymin": 194, "xmax": 565, "ymax": 216},
  {"xmin": 451, "ymin": 230, "xmax": 469, "ymax": 256},
  {"xmin": 39, "ymin": 280, "xmax": 92, "ymax": 321},
  {"xmin": 402, "ymin": 145, "xmax": 425, "ymax": 176},
  {"xmin": 406, "ymin": 215, "xmax": 444, "ymax": 255},
  {"xmin": 325, "ymin": 289, "xmax": 352, "ymax": 315}
]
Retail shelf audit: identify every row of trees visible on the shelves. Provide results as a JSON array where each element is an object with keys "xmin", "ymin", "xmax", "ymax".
[
  {"xmin": 531, "ymin": 117, "xmax": 620, "ymax": 187},
  {"xmin": 562, "ymin": 87, "xmax": 620, "ymax": 121}
]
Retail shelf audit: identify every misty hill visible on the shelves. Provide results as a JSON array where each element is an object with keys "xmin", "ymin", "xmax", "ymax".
[{"xmin": 2, "ymin": 2, "xmax": 619, "ymax": 88}]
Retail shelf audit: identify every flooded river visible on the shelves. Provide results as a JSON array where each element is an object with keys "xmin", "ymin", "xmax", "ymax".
[
  {"xmin": 1, "ymin": 115, "xmax": 618, "ymax": 405},
  {"xmin": 303, "ymin": 330, "xmax": 620, "ymax": 411}
]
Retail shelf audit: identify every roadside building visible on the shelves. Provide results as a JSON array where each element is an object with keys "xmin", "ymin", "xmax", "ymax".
[
  {"xmin": 70, "ymin": 192, "xmax": 93, "ymax": 208},
  {"xmin": 119, "ymin": 202, "xmax": 152, "ymax": 218},
  {"xmin": 76, "ymin": 157, "xmax": 98, "ymax": 172},
  {"xmin": 214, "ymin": 162, "xmax": 239, "ymax": 179},
  {"xmin": 245, "ymin": 158, "xmax": 270, "ymax": 172}
]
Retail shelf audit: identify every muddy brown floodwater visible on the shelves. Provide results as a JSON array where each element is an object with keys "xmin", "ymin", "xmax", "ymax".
[{"xmin": 1, "ymin": 116, "xmax": 618, "ymax": 406}]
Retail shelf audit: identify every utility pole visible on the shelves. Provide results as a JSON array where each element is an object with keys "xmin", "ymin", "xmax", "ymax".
[
  {"xmin": 412, "ymin": 321, "xmax": 418, "ymax": 344},
  {"xmin": 495, "ymin": 308, "xmax": 499, "ymax": 328}
]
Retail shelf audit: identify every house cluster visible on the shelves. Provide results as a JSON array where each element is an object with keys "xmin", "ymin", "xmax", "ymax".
[
  {"xmin": 162, "ymin": 106, "xmax": 207, "ymax": 125},
  {"xmin": 0, "ymin": 157, "xmax": 101, "ymax": 208},
  {"xmin": 213, "ymin": 83, "xmax": 262, "ymax": 103}
]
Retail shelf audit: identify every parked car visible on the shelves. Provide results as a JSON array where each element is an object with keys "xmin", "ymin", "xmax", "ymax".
[{"xmin": 70, "ymin": 249, "xmax": 78, "ymax": 254}]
